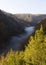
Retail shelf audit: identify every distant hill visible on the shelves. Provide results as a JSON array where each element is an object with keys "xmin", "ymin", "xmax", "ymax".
[
  {"xmin": 16, "ymin": 14, "xmax": 46, "ymax": 22},
  {"xmin": 1, "ymin": 10, "xmax": 46, "ymax": 27}
]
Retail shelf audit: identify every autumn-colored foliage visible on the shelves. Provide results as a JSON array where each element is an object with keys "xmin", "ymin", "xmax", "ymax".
[{"xmin": 0, "ymin": 26, "xmax": 46, "ymax": 65}]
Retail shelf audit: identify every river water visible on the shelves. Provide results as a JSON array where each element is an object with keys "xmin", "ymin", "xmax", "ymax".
[
  {"xmin": 6, "ymin": 27, "xmax": 35, "ymax": 50},
  {"xmin": 0, "ymin": 26, "xmax": 35, "ymax": 55}
]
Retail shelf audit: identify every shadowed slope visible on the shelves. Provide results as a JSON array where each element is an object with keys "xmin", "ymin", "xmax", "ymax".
[
  {"xmin": 0, "ymin": 10, "xmax": 25, "ymax": 48},
  {"xmin": 36, "ymin": 18, "xmax": 46, "ymax": 31},
  {"xmin": 0, "ymin": 27, "xmax": 35, "ymax": 55}
]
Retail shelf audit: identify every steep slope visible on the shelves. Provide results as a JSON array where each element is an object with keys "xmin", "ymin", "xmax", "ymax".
[{"xmin": 0, "ymin": 10, "xmax": 25, "ymax": 47}]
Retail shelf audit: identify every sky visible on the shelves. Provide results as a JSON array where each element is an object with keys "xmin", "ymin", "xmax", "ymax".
[{"xmin": 0, "ymin": 0, "xmax": 46, "ymax": 14}]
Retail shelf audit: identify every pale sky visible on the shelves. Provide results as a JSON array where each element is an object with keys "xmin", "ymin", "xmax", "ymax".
[{"xmin": 0, "ymin": 0, "xmax": 46, "ymax": 14}]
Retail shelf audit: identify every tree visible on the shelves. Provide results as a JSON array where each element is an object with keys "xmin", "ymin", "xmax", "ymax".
[{"xmin": 24, "ymin": 26, "xmax": 46, "ymax": 65}]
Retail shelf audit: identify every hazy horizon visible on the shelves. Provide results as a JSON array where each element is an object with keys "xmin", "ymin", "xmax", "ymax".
[{"xmin": 0, "ymin": 0, "xmax": 46, "ymax": 14}]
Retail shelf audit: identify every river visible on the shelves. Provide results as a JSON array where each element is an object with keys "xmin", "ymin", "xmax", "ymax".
[{"xmin": 0, "ymin": 26, "xmax": 35, "ymax": 55}]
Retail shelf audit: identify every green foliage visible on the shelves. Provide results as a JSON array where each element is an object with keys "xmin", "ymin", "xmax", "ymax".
[
  {"xmin": 24, "ymin": 26, "xmax": 46, "ymax": 65},
  {"xmin": 0, "ymin": 26, "xmax": 46, "ymax": 65}
]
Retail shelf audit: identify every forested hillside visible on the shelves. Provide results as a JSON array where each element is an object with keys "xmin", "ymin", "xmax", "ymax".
[
  {"xmin": 0, "ymin": 10, "xmax": 46, "ymax": 65},
  {"xmin": 0, "ymin": 26, "xmax": 46, "ymax": 65}
]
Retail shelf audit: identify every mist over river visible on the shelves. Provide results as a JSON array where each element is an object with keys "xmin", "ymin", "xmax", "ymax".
[{"xmin": 0, "ymin": 26, "xmax": 35, "ymax": 55}]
